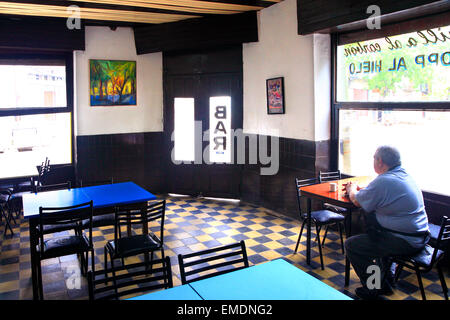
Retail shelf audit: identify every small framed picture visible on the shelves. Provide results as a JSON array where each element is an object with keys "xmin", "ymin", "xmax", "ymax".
[{"xmin": 266, "ymin": 77, "xmax": 285, "ymax": 114}]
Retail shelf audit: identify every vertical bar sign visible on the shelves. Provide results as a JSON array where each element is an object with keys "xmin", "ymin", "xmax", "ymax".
[{"xmin": 209, "ymin": 96, "xmax": 231, "ymax": 163}]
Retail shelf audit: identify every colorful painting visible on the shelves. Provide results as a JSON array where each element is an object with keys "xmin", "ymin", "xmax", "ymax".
[
  {"xmin": 266, "ymin": 77, "xmax": 285, "ymax": 114},
  {"xmin": 89, "ymin": 59, "xmax": 136, "ymax": 106}
]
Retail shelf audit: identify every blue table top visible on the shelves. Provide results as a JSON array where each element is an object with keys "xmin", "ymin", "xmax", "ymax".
[
  {"xmin": 189, "ymin": 259, "xmax": 352, "ymax": 300},
  {"xmin": 128, "ymin": 284, "xmax": 202, "ymax": 300},
  {"xmin": 22, "ymin": 182, "xmax": 157, "ymax": 219}
]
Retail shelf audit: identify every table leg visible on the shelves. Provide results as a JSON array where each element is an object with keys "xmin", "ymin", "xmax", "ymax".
[
  {"xmin": 29, "ymin": 217, "xmax": 39, "ymax": 300},
  {"xmin": 306, "ymin": 198, "xmax": 311, "ymax": 266},
  {"xmin": 344, "ymin": 209, "xmax": 352, "ymax": 286}
]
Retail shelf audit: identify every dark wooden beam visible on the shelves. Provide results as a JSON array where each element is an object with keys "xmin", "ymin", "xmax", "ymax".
[
  {"xmin": 134, "ymin": 11, "xmax": 258, "ymax": 54},
  {"xmin": 297, "ymin": 0, "xmax": 449, "ymax": 35},
  {"xmin": 0, "ymin": 15, "xmax": 85, "ymax": 51}
]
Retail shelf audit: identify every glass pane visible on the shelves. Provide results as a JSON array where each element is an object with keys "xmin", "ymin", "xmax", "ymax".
[
  {"xmin": 174, "ymin": 98, "xmax": 195, "ymax": 162},
  {"xmin": 336, "ymin": 25, "xmax": 450, "ymax": 102},
  {"xmin": 0, "ymin": 64, "xmax": 66, "ymax": 108},
  {"xmin": 0, "ymin": 112, "xmax": 72, "ymax": 178},
  {"xmin": 339, "ymin": 109, "xmax": 450, "ymax": 195},
  {"xmin": 210, "ymin": 96, "xmax": 231, "ymax": 163}
]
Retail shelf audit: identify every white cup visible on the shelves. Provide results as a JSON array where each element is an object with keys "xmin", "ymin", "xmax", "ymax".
[{"xmin": 329, "ymin": 183, "xmax": 337, "ymax": 192}]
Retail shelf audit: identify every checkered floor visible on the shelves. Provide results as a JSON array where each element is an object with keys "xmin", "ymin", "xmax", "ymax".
[{"xmin": 0, "ymin": 194, "xmax": 448, "ymax": 300}]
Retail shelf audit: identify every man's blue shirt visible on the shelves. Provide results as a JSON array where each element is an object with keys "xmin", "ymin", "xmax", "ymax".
[{"xmin": 355, "ymin": 166, "xmax": 429, "ymax": 247}]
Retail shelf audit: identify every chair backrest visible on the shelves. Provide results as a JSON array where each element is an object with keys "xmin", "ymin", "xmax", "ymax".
[
  {"xmin": 295, "ymin": 177, "xmax": 317, "ymax": 215},
  {"xmin": 79, "ymin": 177, "xmax": 114, "ymax": 188},
  {"xmin": 430, "ymin": 216, "xmax": 450, "ymax": 263},
  {"xmin": 36, "ymin": 157, "xmax": 50, "ymax": 187},
  {"xmin": 38, "ymin": 201, "xmax": 93, "ymax": 253},
  {"xmin": 36, "ymin": 181, "xmax": 71, "ymax": 193},
  {"xmin": 0, "ymin": 188, "xmax": 12, "ymax": 203},
  {"xmin": 318, "ymin": 170, "xmax": 341, "ymax": 183},
  {"xmin": 177, "ymin": 240, "xmax": 249, "ymax": 285},
  {"xmin": 88, "ymin": 256, "xmax": 173, "ymax": 300},
  {"xmin": 114, "ymin": 199, "xmax": 166, "ymax": 244}
]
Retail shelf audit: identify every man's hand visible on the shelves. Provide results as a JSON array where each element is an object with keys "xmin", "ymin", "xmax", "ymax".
[{"xmin": 345, "ymin": 181, "xmax": 361, "ymax": 207}]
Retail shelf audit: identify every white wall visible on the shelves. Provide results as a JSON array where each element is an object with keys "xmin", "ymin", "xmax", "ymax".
[
  {"xmin": 75, "ymin": 27, "xmax": 163, "ymax": 136},
  {"xmin": 243, "ymin": 0, "xmax": 330, "ymax": 141}
]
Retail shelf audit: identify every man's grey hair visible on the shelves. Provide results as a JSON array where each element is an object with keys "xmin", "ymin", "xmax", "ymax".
[{"xmin": 375, "ymin": 146, "xmax": 401, "ymax": 169}]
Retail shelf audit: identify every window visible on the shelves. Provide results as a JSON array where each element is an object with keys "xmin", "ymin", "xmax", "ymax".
[
  {"xmin": 0, "ymin": 63, "xmax": 67, "ymax": 109},
  {"xmin": 339, "ymin": 110, "xmax": 450, "ymax": 194},
  {"xmin": 333, "ymin": 22, "xmax": 450, "ymax": 196},
  {"xmin": 174, "ymin": 98, "xmax": 195, "ymax": 162},
  {"xmin": 0, "ymin": 53, "xmax": 73, "ymax": 180},
  {"xmin": 336, "ymin": 25, "xmax": 450, "ymax": 102}
]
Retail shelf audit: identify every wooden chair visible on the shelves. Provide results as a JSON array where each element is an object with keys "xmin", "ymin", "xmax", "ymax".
[
  {"xmin": 88, "ymin": 256, "xmax": 173, "ymax": 300},
  {"xmin": 36, "ymin": 201, "xmax": 95, "ymax": 299},
  {"xmin": 104, "ymin": 200, "xmax": 166, "ymax": 280},
  {"xmin": 294, "ymin": 177, "xmax": 345, "ymax": 270},
  {"xmin": 0, "ymin": 189, "xmax": 15, "ymax": 236},
  {"xmin": 392, "ymin": 216, "xmax": 449, "ymax": 300},
  {"xmin": 318, "ymin": 170, "xmax": 348, "ymax": 215},
  {"xmin": 178, "ymin": 241, "xmax": 249, "ymax": 285},
  {"xmin": 36, "ymin": 181, "xmax": 71, "ymax": 193}
]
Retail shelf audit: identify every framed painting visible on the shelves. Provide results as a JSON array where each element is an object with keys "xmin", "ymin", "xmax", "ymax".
[
  {"xmin": 89, "ymin": 59, "xmax": 136, "ymax": 106},
  {"xmin": 266, "ymin": 77, "xmax": 285, "ymax": 114}
]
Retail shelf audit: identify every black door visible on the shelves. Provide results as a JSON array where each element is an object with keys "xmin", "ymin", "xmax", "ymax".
[{"xmin": 163, "ymin": 46, "xmax": 243, "ymax": 199}]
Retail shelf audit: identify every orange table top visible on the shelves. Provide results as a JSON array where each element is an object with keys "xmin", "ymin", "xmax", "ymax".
[{"xmin": 299, "ymin": 176, "xmax": 375, "ymax": 208}]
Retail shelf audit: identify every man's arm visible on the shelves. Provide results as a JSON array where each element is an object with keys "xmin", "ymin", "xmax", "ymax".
[{"xmin": 346, "ymin": 182, "xmax": 361, "ymax": 207}]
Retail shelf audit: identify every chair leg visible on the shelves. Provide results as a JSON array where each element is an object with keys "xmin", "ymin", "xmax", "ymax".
[
  {"xmin": 338, "ymin": 223, "xmax": 345, "ymax": 254},
  {"xmin": 109, "ymin": 254, "xmax": 119, "ymax": 300},
  {"xmin": 1, "ymin": 207, "xmax": 13, "ymax": 237},
  {"xmin": 79, "ymin": 251, "xmax": 86, "ymax": 276},
  {"xmin": 90, "ymin": 249, "xmax": 95, "ymax": 275},
  {"xmin": 5, "ymin": 203, "xmax": 16, "ymax": 225},
  {"xmin": 104, "ymin": 249, "xmax": 108, "ymax": 283},
  {"xmin": 37, "ymin": 260, "xmax": 44, "ymax": 300},
  {"xmin": 437, "ymin": 264, "xmax": 449, "ymax": 300},
  {"xmin": 415, "ymin": 268, "xmax": 426, "ymax": 300},
  {"xmin": 315, "ymin": 225, "xmax": 321, "ymax": 244},
  {"xmin": 394, "ymin": 263, "xmax": 403, "ymax": 282},
  {"xmin": 294, "ymin": 219, "xmax": 307, "ymax": 253},
  {"xmin": 321, "ymin": 225, "xmax": 329, "ymax": 248},
  {"xmin": 315, "ymin": 223, "xmax": 324, "ymax": 270}
]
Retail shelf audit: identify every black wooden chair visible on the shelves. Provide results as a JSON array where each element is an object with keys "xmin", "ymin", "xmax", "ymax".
[
  {"xmin": 79, "ymin": 178, "xmax": 115, "ymax": 229},
  {"xmin": 178, "ymin": 240, "xmax": 249, "ymax": 285},
  {"xmin": 428, "ymin": 222, "xmax": 441, "ymax": 248},
  {"xmin": 8, "ymin": 158, "xmax": 50, "ymax": 217},
  {"xmin": 35, "ymin": 182, "xmax": 78, "ymax": 236},
  {"xmin": 104, "ymin": 200, "xmax": 166, "ymax": 281},
  {"xmin": 294, "ymin": 177, "xmax": 345, "ymax": 270},
  {"xmin": 36, "ymin": 201, "xmax": 95, "ymax": 300},
  {"xmin": 318, "ymin": 170, "xmax": 347, "ymax": 215},
  {"xmin": 0, "ymin": 189, "xmax": 15, "ymax": 237},
  {"xmin": 88, "ymin": 256, "xmax": 173, "ymax": 300},
  {"xmin": 36, "ymin": 181, "xmax": 71, "ymax": 193},
  {"xmin": 392, "ymin": 216, "xmax": 449, "ymax": 300}
]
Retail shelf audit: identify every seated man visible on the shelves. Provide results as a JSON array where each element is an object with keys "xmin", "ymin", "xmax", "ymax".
[{"xmin": 345, "ymin": 145, "xmax": 429, "ymax": 300}]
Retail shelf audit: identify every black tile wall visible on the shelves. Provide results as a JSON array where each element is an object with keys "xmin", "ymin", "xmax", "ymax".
[
  {"xmin": 76, "ymin": 132, "xmax": 166, "ymax": 193},
  {"xmin": 240, "ymin": 134, "xmax": 330, "ymax": 220}
]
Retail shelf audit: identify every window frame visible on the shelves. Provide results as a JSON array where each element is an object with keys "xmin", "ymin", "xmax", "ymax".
[
  {"xmin": 0, "ymin": 51, "xmax": 74, "ymax": 183},
  {"xmin": 330, "ymin": 20, "xmax": 450, "ymax": 174}
]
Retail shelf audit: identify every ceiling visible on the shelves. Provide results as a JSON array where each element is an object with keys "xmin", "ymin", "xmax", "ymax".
[{"xmin": 0, "ymin": 0, "xmax": 282, "ymax": 25}]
